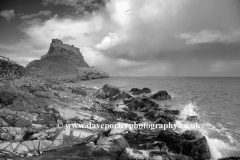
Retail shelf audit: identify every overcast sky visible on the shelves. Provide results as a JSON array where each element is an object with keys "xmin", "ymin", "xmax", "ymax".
[{"xmin": 0, "ymin": 0, "xmax": 240, "ymax": 76}]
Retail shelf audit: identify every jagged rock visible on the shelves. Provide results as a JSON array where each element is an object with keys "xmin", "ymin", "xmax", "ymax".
[
  {"xmin": 26, "ymin": 39, "xmax": 109, "ymax": 81},
  {"xmin": 119, "ymin": 147, "xmax": 194, "ymax": 160},
  {"xmin": 157, "ymin": 130, "xmax": 211, "ymax": 160},
  {"xmin": 145, "ymin": 109, "xmax": 178, "ymax": 123},
  {"xmin": 26, "ymin": 143, "xmax": 119, "ymax": 160},
  {"xmin": 186, "ymin": 116, "xmax": 198, "ymax": 122},
  {"xmin": 126, "ymin": 96, "xmax": 159, "ymax": 112},
  {"xmin": 182, "ymin": 130, "xmax": 203, "ymax": 140},
  {"xmin": 151, "ymin": 91, "xmax": 171, "ymax": 101},
  {"xmin": 102, "ymin": 84, "xmax": 121, "ymax": 98},
  {"xmin": 95, "ymin": 88, "xmax": 107, "ymax": 99},
  {"xmin": 97, "ymin": 135, "xmax": 129, "ymax": 154},
  {"xmin": 129, "ymin": 88, "xmax": 152, "ymax": 95}
]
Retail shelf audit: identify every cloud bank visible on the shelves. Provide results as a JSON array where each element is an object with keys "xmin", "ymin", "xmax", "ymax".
[
  {"xmin": 20, "ymin": 10, "xmax": 52, "ymax": 20},
  {"xmin": 0, "ymin": 9, "xmax": 15, "ymax": 21},
  {"xmin": 1, "ymin": 0, "xmax": 240, "ymax": 76}
]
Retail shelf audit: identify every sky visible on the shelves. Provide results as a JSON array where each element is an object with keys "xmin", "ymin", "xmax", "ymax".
[{"xmin": 0, "ymin": 0, "xmax": 240, "ymax": 77}]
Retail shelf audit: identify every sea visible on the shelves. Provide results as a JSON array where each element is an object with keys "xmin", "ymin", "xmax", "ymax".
[{"xmin": 80, "ymin": 76, "xmax": 240, "ymax": 159}]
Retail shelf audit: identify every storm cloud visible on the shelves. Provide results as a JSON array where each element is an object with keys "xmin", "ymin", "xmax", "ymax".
[{"xmin": 1, "ymin": 0, "xmax": 240, "ymax": 76}]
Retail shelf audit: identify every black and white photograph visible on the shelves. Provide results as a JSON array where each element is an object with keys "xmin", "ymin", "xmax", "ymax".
[{"xmin": 0, "ymin": 0, "xmax": 240, "ymax": 159}]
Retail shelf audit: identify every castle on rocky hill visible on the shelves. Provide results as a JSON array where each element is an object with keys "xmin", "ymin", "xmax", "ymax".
[{"xmin": 41, "ymin": 39, "xmax": 84, "ymax": 60}]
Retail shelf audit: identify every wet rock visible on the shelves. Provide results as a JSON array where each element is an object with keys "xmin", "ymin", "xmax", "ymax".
[
  {"xmin": 119, "ymin": 147, "xmax": 154, "ymax": 160},
  {"xmin": 145, "ymin": 110, "xmax": 177, "ymax": 124},
  {"xmin": 97, "ymin": 135, "xmax": 129, "ymax": 154},
  {"xmin": 151, "ymin": 91, "xmax": 171, "ymax": 101},
  {"xmin": 72, "ymin": 87, "xmax": 87, "ymax": 96},
  {"xmin": 126, "ymin": 97, "xmax": 159, "ymax": 112},
  {"xmin": 186, "ymin": 116, "xmax": 198, "ymax": 122},
  {"xmin": 182, "ymin": 130, "xmax": 203, "ymax": 140},
  {"xmin": 164, "ymin": 109, "xmax": 180, "ymax": 115},
  {"xmin": 119, "ymin": 147, "xmax": 194, "ymax": 160},
  {"xmin": 139, "ymin": 141, "xmax": 170, "ymax": 153},
  {"xmin": 129, "ymin": 88, "xmax": 152, "ymax": 95},
  {"xmin": 102, "ymin": 84, "xmax": 121, "ymax": 98},
  {"xmin": 157, "ymin": 130, "xmax": 211, "ymax": 160}
]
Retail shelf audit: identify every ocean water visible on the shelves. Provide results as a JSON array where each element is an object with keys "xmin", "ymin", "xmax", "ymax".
[{"xmin": 80, "ymin": 77, "xmax": 240, "ymax": 159}]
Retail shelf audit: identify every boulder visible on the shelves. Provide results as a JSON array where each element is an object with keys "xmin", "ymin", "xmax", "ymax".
[
  {"xmin": 144, "ymin": 110, "xmax": 177, "ymax": 123},
  {"xmin": 182, "ymin": 130, "xmax": 203, "ymax": 140},
  {"xmin": 186, "ymin": 116, "xmax": 198, "ymax": 122},
  {"xmin": 129, "ymin": 88, "xmax": 152, "ymax": 95},
  {"xmin": 126, "ymin": 97, "xmax": 159, "ymax": 112},
  {"xmin": 157, "ymin": 130, "xmax": 211, "ymax": 160},
  {"xmin": 102, "ymin": 84, "xmax": 121, "ymax": 98},
  {"xmin": 151, "ymin": 91, "xmax": 171, "ymax": 101}
]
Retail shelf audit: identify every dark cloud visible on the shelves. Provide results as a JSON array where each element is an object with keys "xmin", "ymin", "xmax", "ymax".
[
  {"xmin": 0, "ymin": 9, "xmax": 15, "ymax": 21},
  {"xmin": 20, "ymin": 10, "xmax": 51, "ymax": 20},
  {"xmin": 42, "ymin": 0, "xmax": 108, "ymax": 14}
]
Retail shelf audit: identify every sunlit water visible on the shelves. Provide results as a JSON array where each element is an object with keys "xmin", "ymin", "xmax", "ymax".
[{"xmin": 80, "ymin": 77, "xmax": 240, "ymax": 159}]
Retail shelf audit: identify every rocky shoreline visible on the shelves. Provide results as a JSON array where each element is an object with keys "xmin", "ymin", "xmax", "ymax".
[{"xmin": 0, "ymin": 77, "xmax": 239, "ymax": 160}]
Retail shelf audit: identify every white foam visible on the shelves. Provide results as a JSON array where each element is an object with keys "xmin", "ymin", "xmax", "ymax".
[
  {"xmin": 177, "ymin": 103, "xmax": 240, "ymax": 159},
  {"xmin": 205, "ymin": 136, "xmax": 223, "ymax": 160},
  {"xmin": 179, "ymin": 102, "xmax": 198, "ymax": 120}
]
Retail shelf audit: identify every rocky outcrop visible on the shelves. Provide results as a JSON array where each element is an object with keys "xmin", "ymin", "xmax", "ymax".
[
  {"xmin": 129, "ymin": 88, "xmax": 152, "ymax": 95},
  {"xmin": 0, "ymin": 80, "xmax": 215, "ymax": 160},
  {"xmin": 157, "ymin": 130, "xmax": 211, "ymax": 160},
  {"xmin": 0, "ymin": 56, "xmax": 25, "ymax": 82},
  {"xmin": 119, "ymin": 147, "xmax": 194, "ymax": 160},
  {"xmin": 95, "ymin": 84, "xmax": 121, "ymax": 99},
  {"xmin": 26, "ymin": 39, "xmax": 109, "ymax": 82},
  {"xmin": 151, "ymin": 91, "xmax": 171, "ymax": 101}
]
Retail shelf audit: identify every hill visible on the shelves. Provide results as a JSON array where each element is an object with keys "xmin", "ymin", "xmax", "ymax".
[{"xmin": 26, "ymin": 39, "xmax": 109, "ymax": 82}]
